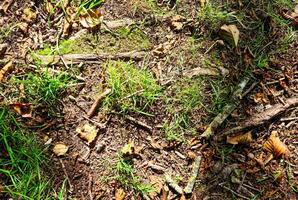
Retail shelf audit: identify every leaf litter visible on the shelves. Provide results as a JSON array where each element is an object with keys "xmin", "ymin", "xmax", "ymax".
[{"xmin": 1, "ymin": 0, "xmax": 298, "ymax": 199}]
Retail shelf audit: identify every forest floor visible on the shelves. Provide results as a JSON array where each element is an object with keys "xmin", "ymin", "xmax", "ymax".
[{"xmin": 0, "ymin": 0, "xmax": 298, "ymax": 199}]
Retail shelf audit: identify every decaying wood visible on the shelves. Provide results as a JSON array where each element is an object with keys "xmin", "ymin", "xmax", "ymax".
[
  {"xmin": 223, "ymin": 97, "xmax": 298, "ymax": 135},
  {"xmin": 184, "ymin": 155, "xmax": 202, "ymax": 194},
  {"xmin": 87, "ymin": 89, "xmax": 111, "ymax": 118},
  {"xmin": 201, "ymin": 77, "xmax": 250, "ymax": 138},
  {"xmin": 165, "ymin": 174, "xmax": 183, "ymax": 194},
  {"xmin": 0, "ymin": 61, "xmax": 13, "ymax": 82},
  {"xmin": 34, "ymin": 51, "xmax": 147, "ymax": 65}
]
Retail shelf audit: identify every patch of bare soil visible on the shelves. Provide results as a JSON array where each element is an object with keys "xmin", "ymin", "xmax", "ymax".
[{"xmin": 1, "ymin": 0, "xmax": 297, "ymax": 199}]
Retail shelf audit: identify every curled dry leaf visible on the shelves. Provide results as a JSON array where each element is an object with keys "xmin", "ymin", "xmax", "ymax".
[
  {"xmin": 0, "ymin": 61, "xmax": 13, "ymax": 82},
  {"xmin": 22, "ymin": 7, "xmax": 37, "ymax": 23},
  {"xmin": 79, "ymin": 9, "xmax": 103, "ymax": 29},
  {"xmin": 76, "ymin": 123, "xmax": 98, "ymax": 144},
  {"xmin": 53, "ymin": 143, "xmax": 68, "ymax": 156},
  {"xmin": 115, "ymin": 188, "xmax": 125, "ymax": 200},
  {"xmin": 170, "ymin": 15, "xmax": 186, "ymax": 31},
  {"xmin": 10, "ymin": 103, "xmax": 33, "ymax": 118},
  {"xmin": 219, "ymin": 24, "xmax": 240, "ymax": 47},
  {"xmin": 263, "ymin": 131, "xmax": 290, "ymax": 158},
  {"xmin": 227, "ymin": 131, "xmax": 253, "ymax": 145}
]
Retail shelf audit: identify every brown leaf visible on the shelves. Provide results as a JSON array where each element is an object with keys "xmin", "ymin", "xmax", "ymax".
[
  {"xmin": 53, "ymin": 143, "xmax": 68, "ymax": 156},
  {"xmin": 263, "ymin": 131, "xmax": 290, "ymax": 158},
  {"xmin": 227, "ymin": 131, "xmax": 253, "ymax": 145},
  {"xmin": 0, "ymin": 43, "xmax": 8, "ymax": 58},
  {"xmin": 17, "ymin": 22, "xmax": 29, "ymax": 33},
  {"xmin": 253, "ymin": 92, "xmax": 269, "ymax": 104},
  {"xmin": 10, "ymin": 103, "xmax": 33, "ymax": 118},
  {"xmin": 148, "ymin": 175, "xmax": 164, "ymax": 198},
  {"xmin": 0, "ymin": 61, "xmax": 13, "ymax": 82},
  {"xmin": 76, "ymin": 123, "xmax": 98, "ymax": 144},
  {"xmin": 115, "ymin": 188, "xmax": 125, "ymax": 200},
  {"xmin": 219, "ymin": 24, "xmax": 240, "ymax": 47},
  {"xmin": 170, "ymin": 15, "xmax": 186, "ymax": 31},
  {"xmin": 79, "ymin": 9, "xmax": 103, "ymax": 29}
]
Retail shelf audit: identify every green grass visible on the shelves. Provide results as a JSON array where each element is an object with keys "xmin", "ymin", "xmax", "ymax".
[
  {"xmin": 103, "ymin": 61, "xmax": 161, "ymax": 115},
  {"xmin": 0, "ymin": 109, "xmax": 50, "ymax": 199},
  {"xmin": 115, "ymin": 155, "xmax": 153, "ymax": 196},
  {"xmin": 12, "ymin": 69, "xmax": 70, "ymax": 106},
  {"xmin": 163, "ymin": 78, "xmax": 203, "ymax": 141}
]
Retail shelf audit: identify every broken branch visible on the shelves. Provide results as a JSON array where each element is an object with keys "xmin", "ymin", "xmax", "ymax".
[
  {"xmin": 201, "ymin": 77, "xmax": 250, "ymax": 138},
  {"xmin": 87, "ymin": 88, "xmax": 111, "ymax": 118}
]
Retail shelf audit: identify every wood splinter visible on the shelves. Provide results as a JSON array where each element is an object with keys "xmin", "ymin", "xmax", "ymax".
[{"xmin": 87, "ymin": 89, "xmax": 111, "ymax": 118}]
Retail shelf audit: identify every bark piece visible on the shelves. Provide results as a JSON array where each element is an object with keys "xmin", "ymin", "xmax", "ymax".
[
  {"xmin": 224, "ymin": 97, "xmax": 298, "ymax": 135},
  {"xmin": 184, "ymin": 155, "xmax": 202, "ymax": 194},
  {"xmin": 165, "ymin": 174, "xmax": 183, "ymax": 194},
  {"xmin": 0, "ymin": 43, "xmax": 8, "ymax": 58},
  {"xmin": 34, "ymin": 51, "xmax": 147, "ymax": 65}
]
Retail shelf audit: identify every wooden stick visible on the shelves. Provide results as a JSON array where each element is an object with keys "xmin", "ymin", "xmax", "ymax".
[
  {"xmin": 125, "ymin": 115, "xmax": 153, "ymax": 131},
  {"xmin": 87, "ymin": 88, "xmax": 111, "ymax": 118},
  {"xmin": 184, "ymin": 155, "xmax": 202, "ymax": 194},
  {"xmin": 201, "ymin": 77, "xmax": 250, "ymax": 138},
  {"xmin": 34, "ymin": 51, "xmax": 147, "ymax": 65},
  {"xmin": 223, "ymin": 97, "xmax": 298, "ymax": 136},
  {"xmin": 165, "ymin": 174, "xmax": 183, "ymax": 194}
]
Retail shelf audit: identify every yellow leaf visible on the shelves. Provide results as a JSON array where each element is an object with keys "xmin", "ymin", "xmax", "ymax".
[
  {"xmin": 121, "ymin": 141, "xmax": 134, "ymax": 155},
  {"xmin": 219, "ymin": 24, "xmax": 240, "ymax": 47},
  {"xmin": 53, "ymin": 143, "xmax": 68, "ymax": 156},
  {"xmin": 76, "ymin": 123, "xmax": 98, "ymax": 144},
  {"xmin": 22, "ymin": 7, "xmax": 37, "ymax": 22},
  {"xmin": 115, "ymin": 188, "xmax": 125, "ymax": 200},
  {"xmin": 0, "ymin": 61, "xmax": 13, "ymax": 82}
]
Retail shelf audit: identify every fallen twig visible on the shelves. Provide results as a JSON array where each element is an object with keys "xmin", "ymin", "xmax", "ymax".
[
  {"xmin": 201, "ymin": 77, "xmax": 250, "ymax": 138},
  {"xmin": 88, "ymin": 174, "xmax": 93, "ymax": 200},
  {"xmin": 182, "ymin": 67, "xmax": 221, "ymax": 78},
  {"xmin": 125, "ymin": 115, "xmax": 153, "ymax": 131},
  {"xmin": 34, "ymin": 51, "xmax": 147, "ymax": 65},
  {"xmin": 184, "ymin": 155, "xmax": 202, "ymax": 194},
  {"xmin": 59, "ymin": 159, "xmax": 73, "ymax": 193},
  {"xmin": 219, "ymin": 183, "xmax": 250, "ymax": 200},
  {"xmin": 223, "ymin": 97, "xmax": 298, "ymax": 135},
  {"xmin": 87, "ymin": 89, "xmax": 111, "ymax": 118},
  {"xmin": 165, "ymin": 174, "xmax": 183, "ymax": 194},
  {"xmin": 82, "ymin": 115, "xmax": 106, "ymax": 129}
]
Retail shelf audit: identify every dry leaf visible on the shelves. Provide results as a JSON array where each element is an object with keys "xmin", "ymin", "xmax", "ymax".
[
  {"xmin": 227, "ymin": 131, "xmax": 253, "ymax": 145},
  {"xmin": 53, "ymin": 143, "xmax": 68, "ymax": 156},
  {"xmin": 79, "ymin": 9, "xmax": 103, "ymax": 29},
  {"xmin": 263, "ymin": 131, "xmax": 290, "ymax": 157},
  {"xmin": 148, "ymin": 175, "xmax": 164, "ymax": 198},
  {"xmin": 121, "ymin": 141, "xmax": 134, "ymax": 155},
  {"xmin": 187, "ymin": 151, "xmax": 197, "ymax": 160},
  {"xmin": 253, "ymin": 92, "xmax": 269, "ymax": 104},
  {"xmin": 10, "ymin": 103, "xmax": 33, "ymax": 118},
  {"xmin": 170, "ymin": 15, "xmax": 186, "ymax": 31},
  {"xmin": 199, "ymin": 0, "xmax": 207, "ymax": 7},
  {"xmin": 76, "ymin": 123, "xmax": 98, "ymax": 144},
  {"xmin": 219, "ymin": 24, "xmax": 240, "ymax": 47},
  {"xmin": 0, "ymin": 61, "xmax": 13, "ymax": 82},
  {"xmin": 115, "ymin": 188, "xmax": 125, "ymax": 200},
  {"xmin": 22, "ymin": 7, "xmax": 37, "ymax": 22},
  {"xmin": 17, "ymin": 22, "xmax": 29, "ymax": 33}
]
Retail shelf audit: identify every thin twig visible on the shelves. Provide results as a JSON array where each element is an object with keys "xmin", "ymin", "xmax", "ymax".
[
  {"xmin": 88, "ymin": 174, "xmax": 93, "ymax": 200},
  {"xmin": 220, "ymin": 183, "xmax": 250, "ymax": 200},
  {"xmin": 59, "ymin": 159, "xmax": 73, "ymax": 192},
  {"xmin": 87, "ymin": 88, "xmax": 111, "ymax": 118},
  {"xmin": 125, "ymin": 115, "xmax": 153, "ymax": 131}
]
